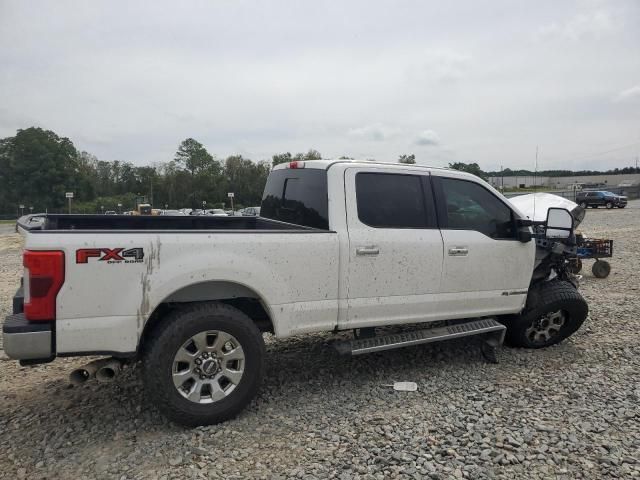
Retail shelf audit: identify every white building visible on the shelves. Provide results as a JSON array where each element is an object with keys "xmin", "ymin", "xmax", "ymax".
[{"xmin": 488, "ymin": 173, "xmax": 640, "ymax": 190}]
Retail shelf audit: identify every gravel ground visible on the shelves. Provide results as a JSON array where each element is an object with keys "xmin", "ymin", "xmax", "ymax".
[
  {"xmin": 1, "ymin": 203, "xmax": 639, "ymax": 479},
  {"xmin": 0, "ymin": 224, "xmax": 17, "ymax": 236}
]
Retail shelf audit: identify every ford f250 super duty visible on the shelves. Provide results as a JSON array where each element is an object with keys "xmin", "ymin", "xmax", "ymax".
[{"xmin": 4, "ymin": 160, "xmax": 588, "ymax": 426}]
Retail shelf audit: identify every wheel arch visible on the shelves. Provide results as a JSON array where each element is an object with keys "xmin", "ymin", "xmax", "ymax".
[{"xmin": 139, "ymin": 281, "xmax": 275, "ymax": 354}]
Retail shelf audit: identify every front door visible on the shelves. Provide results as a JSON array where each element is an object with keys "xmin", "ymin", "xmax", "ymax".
[
  {"xmin": 343, "ymin": 167, "xmax": 444, "ymax": 329},
  {"xmin": 431, "ymin": 173, "xmax": 536, "ymax": 318}
]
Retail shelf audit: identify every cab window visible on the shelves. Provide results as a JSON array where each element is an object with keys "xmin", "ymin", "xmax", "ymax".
[
  {"xmin": 436, "ymin": 177, "xmax": 516, "ymax": 239},
  {"xmin": 355, "ymin": 172, "xmax": 432, "ymax": 228}
]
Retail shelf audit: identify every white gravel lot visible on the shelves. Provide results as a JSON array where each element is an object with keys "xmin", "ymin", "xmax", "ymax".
[{"xmin": 1, "ymin": 203, "xmax": 639, "ymax": 479}]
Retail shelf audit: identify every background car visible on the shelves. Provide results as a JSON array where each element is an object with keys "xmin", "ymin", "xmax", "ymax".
[
  {"xmin": 242, "ymin": 206, "xmax": 261, "ymax": 216},
  {"xmin": 576, "ymin": 191, "xmax": 627, "ymax": 209},
  {"xmin": 160, "ymin": 209, "xmax": 186, "ymax": 216},
  {"xmin": 205, "ymin": 209, "xmax": 228, "ymax": 216}
]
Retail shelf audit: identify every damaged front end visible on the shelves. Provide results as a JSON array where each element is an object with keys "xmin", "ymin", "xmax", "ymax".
[{"xmin": 509, "ymin": 193, "xmax": 585, "ymax": 288}]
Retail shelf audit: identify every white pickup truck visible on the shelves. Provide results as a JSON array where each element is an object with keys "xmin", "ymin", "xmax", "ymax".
[{"xmin": 4, "ymin": 160, "xmax": 587, "ymax": 426}]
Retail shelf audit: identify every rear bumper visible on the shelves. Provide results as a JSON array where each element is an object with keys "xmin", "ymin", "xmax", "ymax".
[
  {"xmin": 3, "ymin": 284, "xmax": 54, "ymax": 361},
  {"xmin": 3, "ymin": 313, "xmax": 53, "ymax": 361}
]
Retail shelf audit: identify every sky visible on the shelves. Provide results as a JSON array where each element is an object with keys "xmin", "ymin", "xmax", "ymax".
[{"xmin": 1, "ymin": 0, "xmax": 639, "ymax": 172}]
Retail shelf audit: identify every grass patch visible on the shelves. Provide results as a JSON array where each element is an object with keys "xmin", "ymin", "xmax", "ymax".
[{"xmin": 0, "ymin": 219, "xmax": 17, "ymax": 224}]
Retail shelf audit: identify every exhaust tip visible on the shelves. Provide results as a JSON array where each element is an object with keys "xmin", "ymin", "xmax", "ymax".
[
  {"xmin": 96, "ymin": 367, "xmax": 117, "ymax": 383},
  {"xmin": 95, "ymin": 359, "xmax": 122, "ymax": 383},
  {"xmin": 69, "ymin": 369, "xmax": 90, "ymax": 385}
]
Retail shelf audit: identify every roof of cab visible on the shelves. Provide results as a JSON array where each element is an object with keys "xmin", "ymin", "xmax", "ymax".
[{"xmin": 272, "ymin": 158, "xmax": 453, "ymax": 172}]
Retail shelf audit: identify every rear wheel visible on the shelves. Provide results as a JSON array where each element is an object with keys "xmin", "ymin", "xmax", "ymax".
[
  {"xmin": 605, "ymin": 202, "xmax": 613, "ymax": 209},
  {"xmin": 505, "ymin": 281, "xmax": 588, "ymax": 348},
  {"xmin": 143, "ymin": 302, "xmax": 265, "ymax": 426},
  {"xmin": 579, "ymin": 201, "xmax": 587, "ymax": 209},
  {"xmin": 592, "ymin": 260, "xmax": 611, "ymax": 278}
]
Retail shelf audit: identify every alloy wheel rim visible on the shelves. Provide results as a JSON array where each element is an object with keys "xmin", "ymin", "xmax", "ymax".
[
  {"xmin": 526, "ymin": 309, "xmax": 566, "ymax": 345},
  {"xmin": 172, "ymin": 330, "xmax": 245, "ymax": 404}
]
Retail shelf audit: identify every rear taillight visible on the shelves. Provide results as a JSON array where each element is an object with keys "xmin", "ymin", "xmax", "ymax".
[
  {"xmin": 288, "ymin": 161, "xmax": 305, "ymax": 169},
  {"xmin": 23, "ymin": 250, "xmax": 65, "ymax": 321}
]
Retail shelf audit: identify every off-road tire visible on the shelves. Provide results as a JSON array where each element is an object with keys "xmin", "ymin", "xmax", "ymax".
[
  {"xmin": 505, "ymin": 281, "xmax": 588, "ymax": 349},
  {"xmin": 592, "ymin": 260, "xmax": 611, "ymax": 278},
  {"xmin": 143, "ymin": 302, "xmax": 265, "ymax": 427}
]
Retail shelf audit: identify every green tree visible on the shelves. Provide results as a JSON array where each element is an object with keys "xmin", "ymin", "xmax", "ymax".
[
  {"xmin": 272, "ymin": 152, "xmax": 292, "ymax": 167},
  {"xmin": 296, "ymin": 149, "xmax": 322, "ymax": 161},
  {"xmin": 398, "ymin": 154, "xmax": 416, "ymax": 164},
  {"xmin": 273, "ymin": 149, "xmax": 322, "ymax": 168},
  {"xmin": 174, "ymin": 138, "xmax": 213, "ymax": 176},
  {"xmin": 0, "ymin": 127, "xmax": 79, "ymax": 212},
  {"xmin": 174, "ymin": 138, "xmax": 219, "ymax": 208},
  {"xmin": 224, "ymin": 156, "xmax": 271, "ymax": 207}
]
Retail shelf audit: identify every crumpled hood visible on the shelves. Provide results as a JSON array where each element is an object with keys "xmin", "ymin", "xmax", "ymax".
[{"xmin": 508, "ymin": 193, "xmax": 585, "ymax": 228}]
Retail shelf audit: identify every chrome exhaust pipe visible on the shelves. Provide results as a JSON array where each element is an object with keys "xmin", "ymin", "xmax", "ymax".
[
  {"xmin": 69, "ymin": 358, "xmax": 112, "ymax": 385},
  {"xmin": 95, "ymin": 358, "xmax": 124, "ymax": 383}
]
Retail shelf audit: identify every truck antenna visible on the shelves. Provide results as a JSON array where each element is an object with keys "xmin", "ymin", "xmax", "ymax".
[{"xmin": 533, "ymin": 146, "xmax": 538, "ymax": 220}]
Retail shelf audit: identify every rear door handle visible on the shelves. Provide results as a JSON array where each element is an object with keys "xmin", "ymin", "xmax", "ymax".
[
  {"xmin": 356, "ymin": 246, "xmax": 380, "ymax": 256},
  {"xmin": 448, "ymin": 247, "xmax": 468, "ymax": 256}
]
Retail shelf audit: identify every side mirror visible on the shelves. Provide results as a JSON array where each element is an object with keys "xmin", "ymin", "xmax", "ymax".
[
  {"xmin": 545, "ymin": 207, "xmax": 573, "ymax": 239},
  {"xmin": 517, "ymin": 230, "xmax": 532, "ymax": 243}
]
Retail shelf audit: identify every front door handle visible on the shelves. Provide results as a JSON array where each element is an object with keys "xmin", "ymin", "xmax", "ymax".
[
  {"xmin": 448, "ymin": 247, "xmax": 469, "ymax": 256},
  {"xmin": 356, "ymin": 246, "xmax": 380, "ymax": 256}
]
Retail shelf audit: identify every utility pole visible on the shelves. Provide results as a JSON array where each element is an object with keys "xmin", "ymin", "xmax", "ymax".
[{"xmin": 534, "ymin": 146, "xmax": 539, "ymax": 191}]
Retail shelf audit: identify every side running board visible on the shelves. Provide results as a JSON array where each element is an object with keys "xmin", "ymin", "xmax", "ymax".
[{"xmin": 334, "ymin": 318, "xmax": 506, "ymax": 362}]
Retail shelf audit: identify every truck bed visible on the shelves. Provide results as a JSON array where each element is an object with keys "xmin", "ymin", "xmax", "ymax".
[{"xmin": 17, "ymin": 214, "xmax": 321, "ymax": 232}]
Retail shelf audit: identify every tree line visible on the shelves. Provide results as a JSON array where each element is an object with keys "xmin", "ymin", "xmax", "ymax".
[
  {"xmin": 2, "ymin": 126, "xmax": 636, "ymax": 215},
  {"xmin": 0, "ymin": 127, "xmax": 324, "ymax": 214}
]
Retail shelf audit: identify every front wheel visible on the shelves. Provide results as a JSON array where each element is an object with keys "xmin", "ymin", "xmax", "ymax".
[
  {"xmin": 143, "ymin": 303, "xmax": 265, "ymax": 427},
  {"xmin": 505, "ymin": 281, "xmax": 588, "ymax": 348}
]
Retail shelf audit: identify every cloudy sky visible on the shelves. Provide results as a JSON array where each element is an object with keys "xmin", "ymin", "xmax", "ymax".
[{"xmin": 1, "ymin": 0, "xmax": 639, "ymax": 171}]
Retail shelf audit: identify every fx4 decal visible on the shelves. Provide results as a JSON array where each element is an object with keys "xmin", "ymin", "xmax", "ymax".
[{"xmin": 76, "ymin": 248, "xmax": 144, "ymax": 264}]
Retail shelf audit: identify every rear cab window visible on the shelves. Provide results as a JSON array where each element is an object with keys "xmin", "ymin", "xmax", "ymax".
[
  {"xmin": 261, "ymin": 169, "xmax": 329, "ymax": 229},
  {"xmin": 355, "ymin": 172, "xmax": 435, "ymax": 228}
]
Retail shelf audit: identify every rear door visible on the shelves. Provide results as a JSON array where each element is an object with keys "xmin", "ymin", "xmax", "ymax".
[
  {"xmin": 343, "ymin": 167, "xmax": 444, "ymax": 328},
  {"xmin": 431, "ymin": 173, "xmax": 535, "ymax": 317}
]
